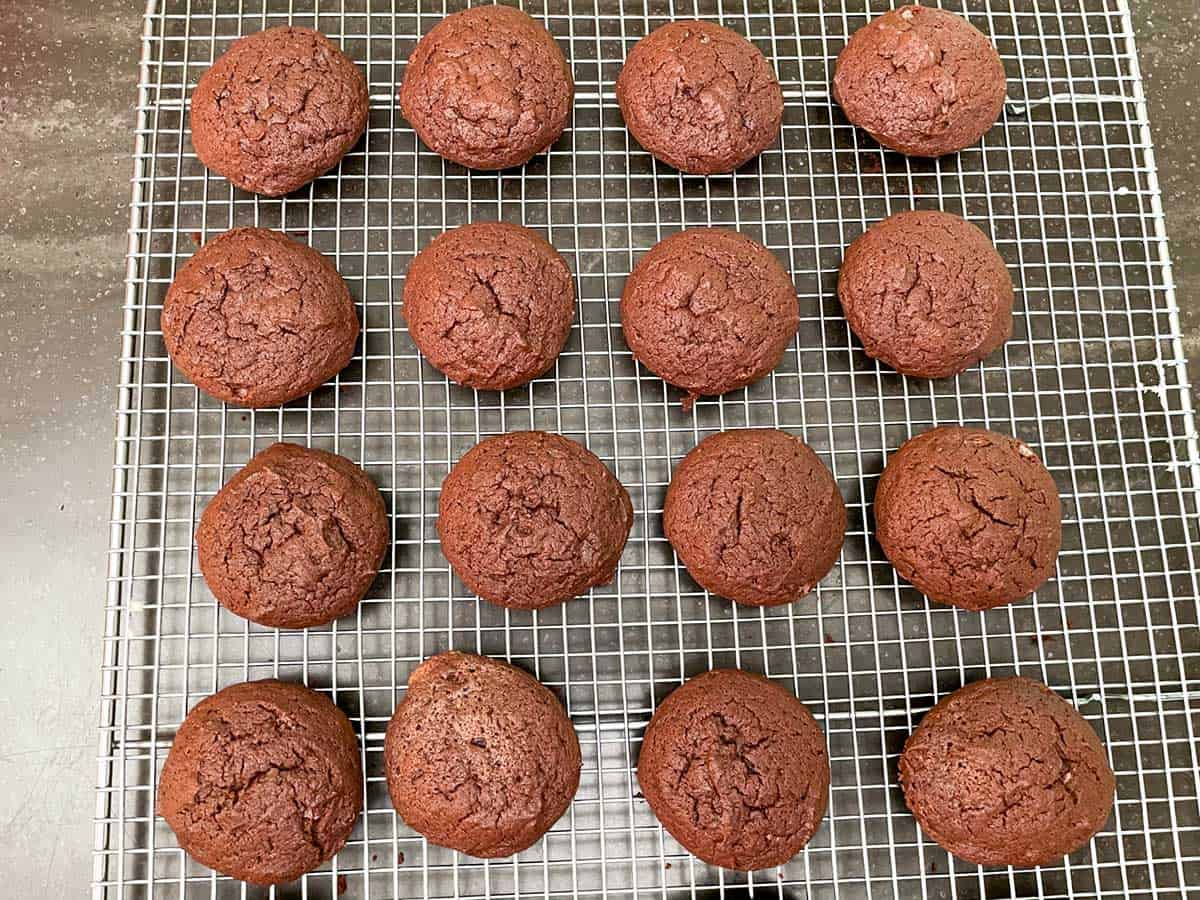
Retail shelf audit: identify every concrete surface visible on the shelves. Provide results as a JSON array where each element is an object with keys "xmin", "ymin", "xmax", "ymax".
[{"xmin": 0, "ymin": 2, "xmax": 1195, "ymax": 896}]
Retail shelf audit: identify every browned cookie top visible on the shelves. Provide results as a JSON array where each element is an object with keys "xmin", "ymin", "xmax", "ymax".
[
  {"xmin": 400, "ymin": 5, "xmax": 573, "ymax": 170},
  {"xmin": 875, "ymin": 426, "xmax": 1061, "ymax": 611},
  {"xmin": 833, "ymin": 5, "xmax": 1006, "ymax": 157},
  {"xmin": 191, "ymin": 26, "xmax": 368, "ymax": 196},
  {"xmin": 197, "ymin": 443, "xmax": 388, "ymax": 629},
  {"xmin": 157, "ymin": 680, "xmax": 362, "ymax": 885},
  {"xmin": 384, "ymin": 652, "xmax": 581, "ymax": 857},
  {"xmin": 437, "ymin": 431, "xmax": 632, "ymax": 610},
  {"xmin": 638, "ymin": 669, "xmax": 830, "ymax": 871},
  {"xmin": 162, "ymin": 228, "xmax": 359, "ymax": 408},
  {"xmin": 838, "ymin": 210, "xmax": 1013, "ymax": 379},
  {"xmin": 899, "ymin": 676, "xmax": 1115, "ymax": 867},
  {"xmin": 403, "ymin": 222, "xmax": 575, "ymax": 390},
  {"xmin": 616, "ymin": 20, "xmax": 784, "ymax": 174},
  {"xmin": 621, "ymin": 228, "xmax": 798, "ymax": 407},
  {"xmin": 664, "ymin": 429, "xmax": 846, "ymax": 607}
]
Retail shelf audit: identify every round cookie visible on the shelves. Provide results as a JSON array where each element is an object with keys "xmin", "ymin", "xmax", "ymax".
[
  {"xmin": 157, "ymin": 679, "xmax": 362, "ymax": 885},
  {"xmin": 437, "ymin": 431, "xmax": 632, "ymax": 610},
  {"xmin": 838, "ymin": 210, "xmax": 1013, "ymax": 379},
  {"xmin": 833, "ymin": 5, "xmax": 1007, "ymax": 157},
  {"xmin": 664, "ymin": 429, "xmax": 846, "ymax": 606},
  {"xmin": 899, "ymin": 676, "xmax": 1116, "ymax": 867},
  {"xmin": 875, "ymin": 426, "xmax": 1061, "ymax": 611},
  {"xmin": 616, "ymin": 20, "xmax": 784, "ymax": 174},
  {"xmin": 621, "ymin": 228, "xmax": 798, "ymax": 408},
  {"xmin": 400, "ymin": 5, "xmax": 573, "ymax": 170},
  {"xmin": 638, "ymin": 669, "xmax": 829, "ymax": 871},
  {"xmin": 162, "ymin": 228, "xmax": 359, "ymax": 408},
  {"xmin": 403, "ymin": 222, "xmax": 575, "ymax": 390},
  {"xmin": 384, "ymin": 652, "xmax": 581, "ymax": 857},
  {"xmin": 191, "ymin": 26, "xmax": 368, "ymax": 196},
  {"xmin": 197, "ymin": 442, "xmax": 388, "ymax": 629}
]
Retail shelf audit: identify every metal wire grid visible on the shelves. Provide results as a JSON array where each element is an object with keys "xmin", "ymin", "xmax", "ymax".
[{"xmin": 95, "ymin": 0, "xmax": 1200, "ymax": 897}]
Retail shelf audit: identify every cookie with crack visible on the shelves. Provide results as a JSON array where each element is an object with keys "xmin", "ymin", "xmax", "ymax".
[
  {"xmin": 833, "ymin": 5, "xmax": 1007, "ymax": 157},
  {"xmin": 875, "ymin": 426, "xmax": 1061, "ymax": 611},
  {"xmin": 162, "ymin": 228, "xmax": 359, "ymax": 407},
  {"xmin": 400, "ymin": 5, "xmax": 573, "ymax": 170},
  {"xmin": 838, "ymin": 210, "xmax": 1013, "ymax": 379},
  {"xmin": 384, "ymin": 652, "xmax": 581, "ymax": 857},
  {"xmin": 157, "ymin": 679, "xmax": 363, "ymax": 885},
  {"xmin": 899, "ymin": 676, "xmax": 1115, "ymax": 867},
  {"xmin": 437, "ymin": 431, "xmax": 632, "ymax": 610},
  {"xmin": 664, "ymin": 429, "xmax": 846, "ymax": 606},
  {"xmin": 616, "ymin": 19, "xmax": 783, "ymax": 174},
  {"xmin": 191, "ymin": 26, "xmax": 368, "ymax": 196},
  {"xmin": 638, "ymin": 668, "xmax": 830, "ymax": 870},
  {"xmin": 403, "ymin": 222, "xmax": 575, "ymax": 390}
]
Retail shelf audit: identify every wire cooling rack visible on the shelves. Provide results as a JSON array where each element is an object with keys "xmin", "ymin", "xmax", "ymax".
[{"xmin": 96, "ymin": 0, "xmax": 1200, "ymax": 898}]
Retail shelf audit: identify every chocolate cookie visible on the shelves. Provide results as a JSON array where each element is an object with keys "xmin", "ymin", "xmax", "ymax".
[
  {"xmin": 197, "ymin": 442, "xmax": 388, "ymax": 629},
  {"xmin": 162, "ymin": 228, "xmax": 359, "ymax": 408},
  {"xmin": 833, "ymin": 5, "xmax": 1007, "ymax": 157},
  {"xmin": 621, "ymin": 228, "xmax": 798, "ymax": 408},
  {"xmin": 384, "ymin": 652, "xmax": 581, "ymax": 857},
  {"xmin": 402, "ymin": 222, "xmax": 575, "ymax": 390},
  {"xmin": 157, "ymin": 679, "xmax": 362, "ymax": 885},
  {"xmin": 875, "ymin": 426, "xmax": 1061, "ymax": 611},
  {"xmin": 437, "ymin": 431, "xmax": 632, "ymax": 610},
  {"xmin": 638, "ymin": 669, "xmax": 829, "ymax": 871},
  {"xmin": 664, "ymin": 429, "xmax": 846, "ymax": 607},
  {"xmin": 899, "ymin": 676, "xmax": 1116, "ymax": 867},
  {"xmin": 616, "ymin": 20, "xmax": 784, "ymax": 174},
  {"xmin": 400, "ymin": 5, "xmax": 573, "ymax": 170},
  {"xmin": 191, "ymin": 27, "xmax": 368, "ymax": 196},
  {"xmin": 838, "ymin": 210, "xmax": 1013, "ymax": 379}
]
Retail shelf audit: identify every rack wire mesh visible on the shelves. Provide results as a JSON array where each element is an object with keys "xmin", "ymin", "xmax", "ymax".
[{"xmin": 96, "ymin": 0, "xmax": 1200, "ymax": 897}]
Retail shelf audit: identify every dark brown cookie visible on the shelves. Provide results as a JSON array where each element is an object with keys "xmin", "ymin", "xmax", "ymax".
[
  {"xmin": 157, "ymin": 679, "xmax": 362, "ymax": 885},
  {"xmin": 621, "ymin": 228, "xmax": 798, "ymax": 408},
  {"xmin": 838, "ymin": 210, "xmax": 1013, "ymax": 379},
  {"xmin": 197, "ymin": 442, "xmax": 388, "ymax": 629},
  {"xmin": 384, "ymin": 652, "xmax": 581, "ymax": 857},
  {"xmin": 875, "ymin": 426, "xmax": 1061, "ymax": 611},
  {"xmin": 402, "ymin": 222, "xmax": 575, "ymax": 390},
  {"xmin": 833, "ymin": 5, "xmax": 1006, "ymax": 157},
  {"xmin": 437, "ymin": 431, "xmax": 632, "ymax": 610},
  {"xmin": 664, "ymin": 429, "xmax": 846, "ymax": 607},
  {"xmin": 191, "ymin": 26, "xmax": 368, "ymax": 196},
  {"xmin": 400, "ymin": 5, "xmax": 573, "ymax": 170},
  {"xmin": 638, "ymin": 669, "xmax": 829, "ymax": 871},
  {"xmin": 616, "ymin": 20, "xmax": 784, "ymax": 174},
  {"xmin": 899, "ymin": 676, "xmax": 1116, "ymax": 867},
  {"xmin": 162, "ymin": 228, "xmax": 359, "ymax": 408}
]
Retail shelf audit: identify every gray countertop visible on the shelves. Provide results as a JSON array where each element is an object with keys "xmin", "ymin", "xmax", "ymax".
[{"xmin": 0, "ymin": 2, "xmax": 1195, "ymax": 894}]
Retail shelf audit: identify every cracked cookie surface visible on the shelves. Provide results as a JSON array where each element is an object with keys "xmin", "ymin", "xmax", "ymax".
[
  {"xmin": 637, "ymin": 668, "xmax": 829, "ymax": 871},
  {"xmin": 437, "ymin": 431, "xmax": 632, "ymax": 610},
  {"xmin": 403, "ymin": 222, "xmax": 575, "ymax": 390},
  {"xmin": 838, "ymin": 210, "xmax": 1013, "ymax": 379},
  {"xmin": 384, "ymin": 652, "xmax": 581, "ymax": 857},
  {"xmin": 191, "ymin": 26, "xmax": 368, "ymax": 196},
  {"xmin": 875, "ymin": 426, "xmax": 1061, "ymax": 611},
  {"xmin": 621, "ymin": 228, "xmax": 798, "ymax": 407},
  {"xmin": 400, "ymin": 5, "xmax": 573, "ymax": 170},
  {"xmin": 616, "ymin": 19, "xmax": 783, "ymax": 174},
  {"xmin": 197, "ymin": 442, "xmax": 388, "ymax": 629},
  {"xmin": 162, "ymin": 228, "xmax": 359, "ymax": 407},
  {"xmin": 833, "ymin": 5, "xmax": 1006, "ymax": 157},
  {"xmin": 664, "ymin": 429, "xmax": 845, "ymax": 606},
  {"xmin": 157, "ymin": 679, "xmax": 363, "ymax": 885},
  {"xmin": 899, "ymin": 676, "xmax": 1115, "ymax": 867}
]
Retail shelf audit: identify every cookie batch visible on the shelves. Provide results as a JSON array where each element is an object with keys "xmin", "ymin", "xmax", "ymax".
[{"xmin": 155, "ymin": 3, "xmax": 1116, "ymax": 888}]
